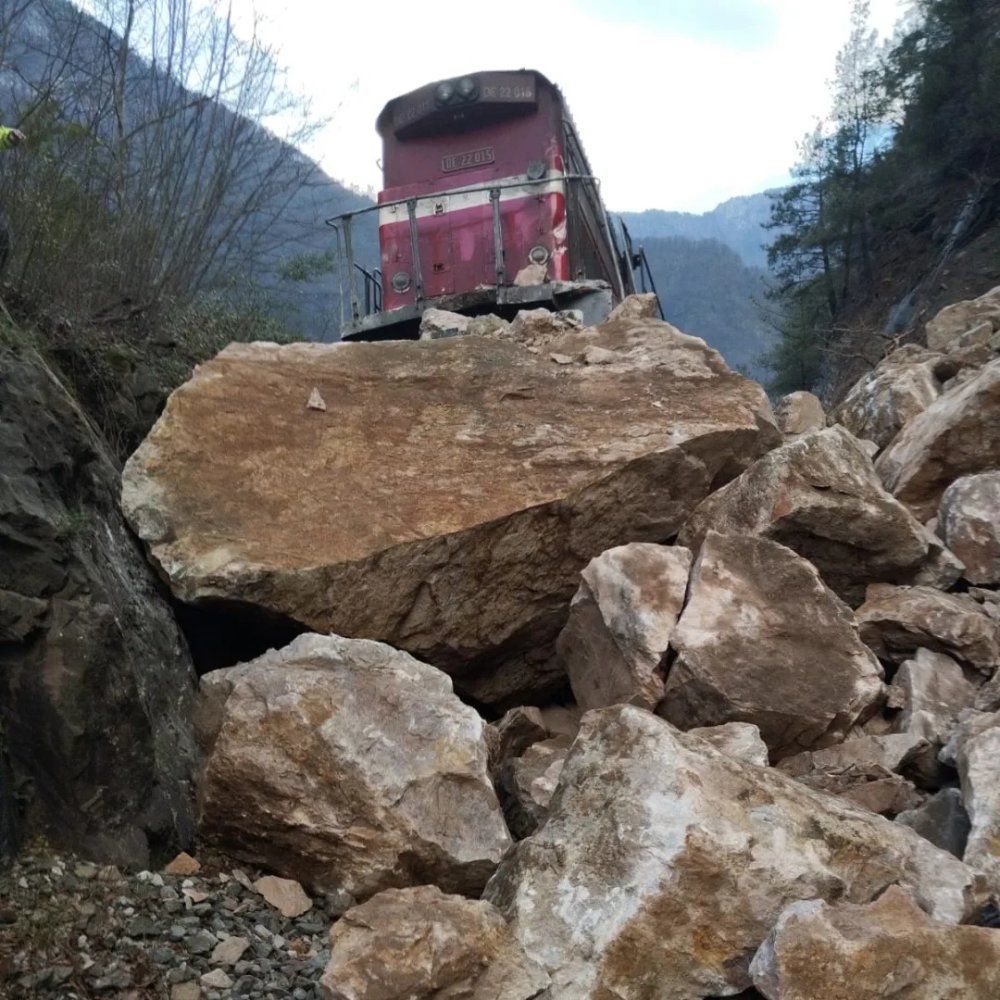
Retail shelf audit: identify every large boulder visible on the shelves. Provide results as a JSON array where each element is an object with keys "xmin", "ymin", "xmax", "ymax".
[
  {"xmin": 856, "ymin": 584, "xmax": 1000, "ymax": 674},
  {"xmin": 319, "ymin": 886, "xmax": 548, "ymax": 1000},
  {"xmin": 677, "ymin": 427, "xmax": 929, "ymax": 601},
  {"xmin": 939, "ymin": 471, "xmax": 1000, "ymax": 585},
  {"xmin": 0, "ymin": 348, "xmax": 197, "ymax": 866},
  {"xmin": 556, "ymin": 543, "xmax": 691, "ymax": 711},
  {"xmin": 484, "ymin": 706, "xmax": 979, "ymax": 1000},
  {"xmin": 875, "ymin": 359, "xmax": 1000, "ymax": 520},
  {"xmin": 195, "ymin": 633, "xmax": 511, "ymax": 899},
  {"xmin": 750, "ymin": 886, "xmax": 1000, "ymax": 1000},
  {"xmin": 658, "ymin": 532, "xmax": 885, "ymax": 758},
  {"xmin": 122, "ymin": 323, "xmax": 780, "ymax": 704},
  {"xmin": 924, "ymin": 285, "xmax": 1000, "ymax": 352},
  {"xmin": 831, "ymin": 349, "xmax": 942, "ymax": 451}
]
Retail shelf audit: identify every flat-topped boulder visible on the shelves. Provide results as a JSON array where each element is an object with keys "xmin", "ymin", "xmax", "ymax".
[{"xmin": 122, "ymin": 324, "xmax": 779, "ymax": 702}]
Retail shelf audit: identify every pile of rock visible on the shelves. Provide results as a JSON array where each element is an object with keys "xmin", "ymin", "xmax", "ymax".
[{"xmin": 7, "ymin": 288, "xmax": 1000, "ymax": 998}]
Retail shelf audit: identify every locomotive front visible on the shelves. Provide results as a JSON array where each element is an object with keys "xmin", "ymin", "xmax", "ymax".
[{"xmin": 333, "ymin": 69, "xmax": 633, "ymax": 341}]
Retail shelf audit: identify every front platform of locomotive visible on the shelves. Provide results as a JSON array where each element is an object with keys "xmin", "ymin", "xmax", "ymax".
[{"xmin": 333, "ymin": 69, "xmax": 627, "ymax": 342}]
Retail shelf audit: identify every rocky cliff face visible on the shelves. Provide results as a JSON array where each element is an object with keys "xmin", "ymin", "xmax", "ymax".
[
  {"xmin": 0, "ymin": 347, "xmax": 197, "ymax": 867},
  {"xmin": 5, "ymin": 289, "xmax": 1000, "ymax": 997}
]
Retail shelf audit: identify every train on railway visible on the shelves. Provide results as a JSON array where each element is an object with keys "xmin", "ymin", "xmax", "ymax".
[{"xmin": 328, "ymin": 68, "xmax": 658, "ymax": 341}]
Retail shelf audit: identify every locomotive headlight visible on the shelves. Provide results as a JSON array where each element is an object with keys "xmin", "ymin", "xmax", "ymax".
[
  {"xmin": 457, "ymin": 76, "xmax": 479, "ymax": 101},
  {"xmin": 391, "ymin": 271, "xmax": 412, "ymax": 293},
  {"xmin": 526, "ymin": 159, "xmax": 546, "ymax": 181},
  {"xmin": 528, "ymin": 245, "xmax": 549, "ymax": 265},
  {"xmin": 434, "ymin": 81, "xmax": 455, "ymax": 106}
]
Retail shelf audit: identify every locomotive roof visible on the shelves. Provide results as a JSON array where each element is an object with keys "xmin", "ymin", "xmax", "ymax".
[
  {"xmin": 375, "ymin": 68, "xmax": 562, "ymax": 138},
  {"xmin": 375, "ymin": 69, "xmax": 597, "ymax": 179}
]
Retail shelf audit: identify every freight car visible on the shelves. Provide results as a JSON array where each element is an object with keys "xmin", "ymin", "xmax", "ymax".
[{"xmin": 328, "ymin": 68, "xmax": 659, "ymax": 341}]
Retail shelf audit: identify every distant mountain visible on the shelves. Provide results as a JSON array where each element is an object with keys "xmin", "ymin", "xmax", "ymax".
[
  {"xmin": 636, "ymin": 235, "xmax": 775, "ymax": 380},
  {"xmin": 619, "ymin": 193, "xmax": 777, "ymax": 270}
]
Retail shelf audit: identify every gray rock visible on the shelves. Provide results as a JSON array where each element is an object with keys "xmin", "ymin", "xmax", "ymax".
[
  {"xmin": 896, "ymin": 788, "xmax": 971, "ymax": 858},
  {"xmin": 187, "ymin": 929, "xmax": 218, "ymax": 955},
  {"xmin": 0, "ymin": 350, "xmax": 198, "ymax": 865}
]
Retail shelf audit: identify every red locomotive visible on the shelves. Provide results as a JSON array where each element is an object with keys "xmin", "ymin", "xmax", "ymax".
[{"xmin": 330, "ymin": 69, "xmax": 656, "ymax": 341}]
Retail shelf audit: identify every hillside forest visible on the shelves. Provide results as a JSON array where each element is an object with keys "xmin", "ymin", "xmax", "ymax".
[{"xmin": 764, "ymin": 0, "xmax": 1000, "ymax": 397}]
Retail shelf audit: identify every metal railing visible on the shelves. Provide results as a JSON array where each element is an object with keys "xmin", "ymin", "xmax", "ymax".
[{"xmin": 325, "ymin": 172, "xmax": 610, "ymax": 329}]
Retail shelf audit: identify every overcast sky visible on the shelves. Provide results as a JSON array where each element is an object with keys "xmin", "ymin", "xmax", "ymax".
[{"xmin": 238, "ymin": 0, "xmax": 906, "ymax": 213}]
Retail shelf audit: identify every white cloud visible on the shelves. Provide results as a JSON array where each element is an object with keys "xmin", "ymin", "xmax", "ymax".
[{"xmin": 234, "ymin": 0, "xmax": 906, "ymax": 212}]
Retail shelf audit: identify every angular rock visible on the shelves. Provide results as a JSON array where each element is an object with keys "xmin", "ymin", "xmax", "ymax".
[
  {"xmin": 418, "ymin": 307, "xmax": 471, "ymax": 340},
  {"xmin": 658, "ymin": 532, "xmax": 885, "ymax": 759},
  {"xmin": 856, "ymin": 583, "xmax": 1000, "ymax": 674},
  {"xmin": 777, "ymin": 734, "xmax": 929, "ymax": 816},
  {"xmin": 886, "ymin": 648, "xmax": 977, "ymax": 745},
  {"xmin": 896, "ymin": 788, "xmax": 971, "ymax": 859},
  {"xmin": 924, "ymin": 285, "xmax": 1000, "ymax": 352},
  {"xmin": 162, "ymin": 852, "xmax": 201, "ymax": 877},
  {"xmin": 556, "ymin": 543, "xmax": 691, "ymax": 711},
  {"xmin": 319, "ymin": 886, "xmax": 549, "ymax": 1000},
  {"xmin": 689, "ymin": 722, "xmax": 770, "ymax": 766},
  {"xmin": 907, "ymin": 524, "xmax": 965, "ymax": 590},
  {"xmin": 252, "ymin": 876, "xmax": 312, "ymax": 918},
  {"xmin": 750, "ymin": 886, "xmax": 1000, "ymax": 1000},
  {"xmin": 875, "ymin": 359, "xmax": 1000, "ymax": 519},
  {"xmin": 0, "ymin": 349, "xmax": 197, "ymax": 865},
  {"xmin": 484, "ymin": 706, "xmax": 979, "ymax": 1000},
  {"xmin": 952, "ymin": 720, "xmax": 1000, "ymax": 889},
  {"xmin": 200, "ymin": 968, "xmax": 233, "ymax": 990},
  {"xmin": 122, "ymin": 324, "xmax": 780, "ymax": 704},
  {"xmin": 970, "ymin": 586, "xmax": 1000, "ymax": 619},
  {"xmin": 939, "ymin": 471, "xmax": 1000, "ymax": 585},
  {"xmin": 499, "ymin": 736, "xmax": 571, "ymax": 838},
  {"xmin": 537, "ymin": 704, "xmax": 582, "ymax": 740},
  {"xmin": 607, "ymin": 293, "xmax": 660, "ymax": 322},
  {"xmin": 938, "ymin": 709, "xmax": 1000, "ymax": 766},
  {"xmin": 196, "ymin": 634, "xmax": 512, "ymax": 899},
  {"xmin": 975, "ymin": 665, "xmax": 1000, "ymax": 711},
  {"xmin": 678, "ymin": 427, "xmax": 929, "ymax": 600},
  {"xmin": 773, "ymin": 391, "xmax": 825, "ymax": 437},
  {"xmin": 487, "ymin": 706, "xmax": 549, "ymax": 777},
  {"xmin": 209, "ymin": 935, "xmax": 249, "ymax": 966},
  {"xmin": 831, "ymin": 353, "xmax": 941, "ymax": 451}
]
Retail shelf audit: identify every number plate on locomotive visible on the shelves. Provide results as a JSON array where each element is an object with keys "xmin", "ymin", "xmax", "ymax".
[{"xmin": 441, "ymin": 146, "xmax": 495, "ymax": 173}]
